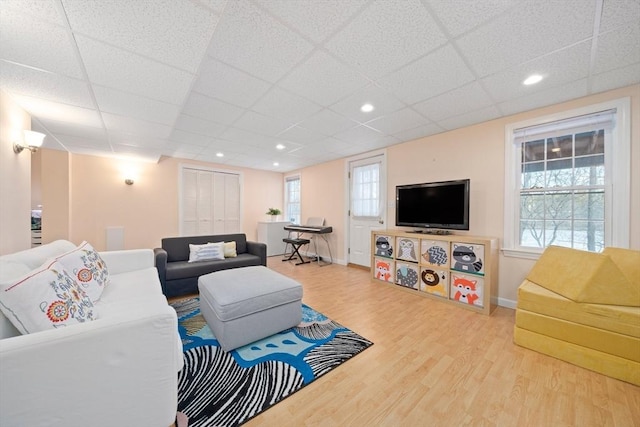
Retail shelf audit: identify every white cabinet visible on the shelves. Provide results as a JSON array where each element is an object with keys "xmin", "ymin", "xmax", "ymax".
[{"xmin": 258, "ymin": 221, "xmax": 291, "ymax": 256}]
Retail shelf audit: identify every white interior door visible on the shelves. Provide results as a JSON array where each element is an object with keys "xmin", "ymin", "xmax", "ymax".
[{"xmin": 348, "ymin": 155, "xmax": 386, "ymax": 267}]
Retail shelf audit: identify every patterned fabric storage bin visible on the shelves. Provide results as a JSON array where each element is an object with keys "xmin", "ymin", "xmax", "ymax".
[
  {"xmin": 450, "ymin": 272, "xmax": 485, "ymax": 308},
  {"xmin": 420, "ymin": 240, "xmax": 449, "ymax": 267},
  {"xmin": 373, "ymin": 258, "xmax": 394, "ymax": 283},
  {"xmin": 450, "ymin": 242, "xmax": 485, "ymax": 275},
  {"xmin": 373, "ymin": 234, "xmax": 395, "ymax": 258},
  {"xmin": 395, "ymin": 237, "xmax": 419, "ymax": 262},
  {"xmin": 395, "ymin": 262, "xmax": 419, "ymax": 289},
  {"xmin": 419, "ymin": 267, "xmax": 448, "ymax": 298}
]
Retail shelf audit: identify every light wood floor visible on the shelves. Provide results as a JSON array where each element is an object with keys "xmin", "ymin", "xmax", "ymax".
[{"xmin": 238, "ymin": 257, "xmax": 640, "ymax": 427}]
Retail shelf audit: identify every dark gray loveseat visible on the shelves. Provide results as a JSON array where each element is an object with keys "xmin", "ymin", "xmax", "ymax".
[{"xmin": 154, "ymin": 233, "xmax": 266, "ymax": 298}]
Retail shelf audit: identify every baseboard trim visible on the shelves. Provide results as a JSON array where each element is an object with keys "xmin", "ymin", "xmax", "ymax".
[{"xmin": 497, "ymin": 297, "xmax": 517, "ymax": 309}]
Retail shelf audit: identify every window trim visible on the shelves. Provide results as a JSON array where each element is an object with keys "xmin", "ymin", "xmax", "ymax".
[
  {"xmin": 284, "ymin": 173, "xmax": 301, "ymax": 224},
  {"xmin": 503, "ymin": 97, "xmax": 631, "ymax": 259}
]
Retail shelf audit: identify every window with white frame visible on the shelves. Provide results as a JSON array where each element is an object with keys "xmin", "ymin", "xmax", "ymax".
[
  {"xmin": 504, "ymin": 98, "xmax": 630, "ymax": 257},
  {"xmin": 351, "ymin": 161, "xmax": 381, "ymax": 218},
  {"xmin": 284, "ymin": 175, "xmax": 301, "ymax": 224}
]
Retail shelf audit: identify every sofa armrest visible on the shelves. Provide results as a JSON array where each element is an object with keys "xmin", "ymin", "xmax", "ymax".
[
  {"xmin": 99, "ymin": 249, "xmax": 154, "ymax": 275},
  {"xmin": 247, "ymin": 241, "xmax": 267, "ymax": 266},
  {"xmin": 0, "ymin": 304, "xmax": 182, "ymax": 426},
  {"xmin": 154, "ymin": 248, "xmax": 168, "ymax": 291}
]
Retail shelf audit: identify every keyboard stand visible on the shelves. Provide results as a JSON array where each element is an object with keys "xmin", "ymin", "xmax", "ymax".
[{"xmin": 282, "ymin": 238, "xmax": 310, "ymax": 265}]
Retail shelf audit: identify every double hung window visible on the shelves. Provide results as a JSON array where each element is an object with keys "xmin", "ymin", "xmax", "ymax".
[
  {"xmin": 504, "ymin": 99, "xmax": 630, "ymax": 257},
  {"xmin": 284, "ymin": 175, "xmax": 301, "ymax": 224}
]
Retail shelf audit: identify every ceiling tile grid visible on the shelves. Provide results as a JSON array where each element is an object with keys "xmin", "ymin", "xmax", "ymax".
[
  {"xmin": 0, "ymin": 7, "xmax": 83, "ymax": 79},
  {"xmin": 0, "ymin": 0, "xmax": 638, "ymax": 171}
]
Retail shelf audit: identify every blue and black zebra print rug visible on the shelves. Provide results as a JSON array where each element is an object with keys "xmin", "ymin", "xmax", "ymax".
[{"xmin": 171, "ymin": 297, "xmax": 373, "ymax": 427}]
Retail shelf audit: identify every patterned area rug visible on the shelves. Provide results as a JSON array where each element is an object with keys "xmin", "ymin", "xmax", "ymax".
[{"xmin": 171, "ymin": 298, "xmax": 373, "ymax": 427}]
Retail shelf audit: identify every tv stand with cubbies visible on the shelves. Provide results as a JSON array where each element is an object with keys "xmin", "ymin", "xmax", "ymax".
[{"xmin": 371, "ymin": 230, "xmax": 498, "ymax": 315}]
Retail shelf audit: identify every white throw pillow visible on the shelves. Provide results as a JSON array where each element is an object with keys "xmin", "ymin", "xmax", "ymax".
[
  {"xmin": 223, "ymin": 241, "xmax": 237, "ymax": 258},
  {"xmin": 52, "ymin": 241, "xmax": 109, "ymax": 303},
  {"xmin": 0, "ymin": 261, "xmax": 98, "ymax": 334},
  {"xmin": 188, "ymin": 242, "xmax": 225, "ymax": 262}
]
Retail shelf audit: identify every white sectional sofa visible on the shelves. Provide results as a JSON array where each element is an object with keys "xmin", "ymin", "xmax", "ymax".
[{"xmin": 0, "ymin": 240, "xmax": 183, "ymax": 427}]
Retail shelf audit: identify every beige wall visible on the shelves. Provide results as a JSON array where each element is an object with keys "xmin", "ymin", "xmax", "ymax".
[
  {"xmin": 293, "ymin": 159, "xmax": 346, "ymax": 261},
  {"xmin": 3, "ymin": 84, "xmax": 637, "ymax": 306},
  {"xmin": 299, "ymin": 84, "xmax": 639, "ymax": 306},
  {"xmin": 0, "ymin": 90, "xmax": 32, "ymax": 255},
  {"xmin": 41, "ymin": 149, "xmax": 71, "ymax": 244},
  {"xmin": 57, "ymin": 154, "xmax": 284, "ymax": 250}
]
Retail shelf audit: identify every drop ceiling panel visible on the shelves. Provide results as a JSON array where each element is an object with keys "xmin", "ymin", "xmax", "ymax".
[
  {"xmin": 297, "ymin": 108, "xmax": 359, "ymax": 136},
  {"xmin": 62, "ymin": 0, "xmax": 219, "ymax": 73},
  {"xmin": 52, "ymin": 133, "xmax": 111, "ymax": 150},
  {"xmin": 102, "ymin": 113, "xmax": 173, "ymax": 139},
  {"xmin": 219, "ymin": 127, "xmax": 278, "ymax": 147},
  {"xmin": 425, "ymin": 0, "xmax": 520, "ymax": 37},
  {"xmin": 75, "ymin": 35, "xmax": 194, "ymax": 105},
  {"xmin": 37, "ymin": 118, "xmax": 106, "ymax": 141},
  {"xmin": 11, "ymin": 94, "xmax": 103, "ymax": 127},
  {"xmin": 592, "ymin": 63, "xmax": 640, "ymax": 94},
  {"xmin": 206, "ymin": 0, "xmax": 314, "ymax": 83},
  {"xmin": 1, "ymin": 0, "xmax": 65, "ymax": 25},
  {"xmin": 324, "ymin": 0, "xmax": 448, "ymax": 80},
  {"xmin": 233, "ymin": 110, "xmax": 293, "ymax": 136},
  {"xmin": 173, "ymin": 114, "xmax": 227, "ymax": 138},
  {"xmin": 456, "ymin": 0, "xmax": 596, "ymax": 77},
  {"xmin": 379, "ymin": 44, "xmax": 476, "ymax": 105},
  {"xmin": 182, "ymin": 92, "xmax": 246, "ymax": 125},
  {"xmin": 481, "ymin": 41, "xmax": 592, "ymax": 103},
  {"xmin": 0, "ymin": 8, "xmax": 83, "ymax": 78},
  {"xmin": 334, "ymin": 124, "xmax": 384, "ymax": 145},
  {"xmin": 330, "ymin": 84, "xmax": 406, "ymax": 123},
  {"xmin": 93, "ymin": 86, "xmax": 180, "ymax": 126},
  {"xmin": 109, "ymin": 132, "xmax": 169, "ymax": 149},
  {"xmin": 436, "ymin": 105, "xmax": 501, "ymax": 131},
  {"xmin": 413, "ymin": 82, "xmax": 494, "ymax": 122},
  {"xmin": 276, "ymin": 125, "xmax": 325, "ymax": 144},
  {"xmin": 498, "ymin": 79, "xmax": 588, "ymax": 116},
  {"xmin": 251, "ymin": 87, "xmax": 322, "ymax": 123},
  {"xmin": 254, "ymin": 0, "xmax": 368, "ymax": 43},
  {"xmin": 278, "ymin": 51, "xmax": 370, "ymax": 106},
  {"xmin": 0, "ymin": 61, "xmax": 94, "ymax": 108},
  {"xmin": 168, "ymin": 128, "xmax": 216, "ymax": 147},
  {"xmin": 599, "ymin": 0, "xmax": 640, "ymax": 32},
  {"xmin": 392, "ymin": 123, "xmax": 444, "ymax": 142},
  {"xmin": 194, "ymin": 0, "xmax": 229, "ymax": 15},
  {"xmin": 193, "ymin": 58, "xmax": 271, "ymax": 108},
  {"xmin": 593, "ymin": 25, "xmax": 640, "ymax": 74},
  {"xmin": 365, "ymin": 108, "xmax": 429, "ymax": 135}
]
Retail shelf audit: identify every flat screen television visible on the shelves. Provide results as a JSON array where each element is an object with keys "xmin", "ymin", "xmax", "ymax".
[{"xmin": 395, "ymin": 179, "xmax": 470, "ymax": 232}]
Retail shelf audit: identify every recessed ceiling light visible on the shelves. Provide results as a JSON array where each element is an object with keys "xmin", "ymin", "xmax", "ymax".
[
  {"xmin": 273, "ymin": 162, "xmax": 279, "ymax": 166},
  {"xmin": 276, "ymin": 144, "xmax": 285, "ymax": 150},
  {"xmin": 360, "ymin": 103, "xmax": 374, "ymax": 113},
  {"xmin": 523, "ymin": 74, "xmax": 543, "ymax": 85},
  {"xmin": 216, "ymin": 152, "xmax": 224, "ymax": 157}
]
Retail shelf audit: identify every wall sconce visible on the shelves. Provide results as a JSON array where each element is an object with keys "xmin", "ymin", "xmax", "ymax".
[
  {"xmin": 124, "ymin": 178, "xmax": 134, "ymax": 185},
  {"xmin": 14, "ymin": 130, "xmax": 45, "ymax": 154}
]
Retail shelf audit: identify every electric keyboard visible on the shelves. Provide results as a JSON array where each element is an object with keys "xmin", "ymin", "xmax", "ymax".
[{"xmin": 283, "ymin": 225, "xmax": 333, "ymax": 234}]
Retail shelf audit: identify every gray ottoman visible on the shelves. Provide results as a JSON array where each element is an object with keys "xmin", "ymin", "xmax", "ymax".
[{"xmin": 198, "ymin": 266, "xmax": 303, "ymax": 351}]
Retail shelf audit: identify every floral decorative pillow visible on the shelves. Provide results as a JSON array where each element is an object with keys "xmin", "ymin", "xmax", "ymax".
[
  {"xmin": 0, "ymin": 261, "xmax": 98, "ymax": 335},
  {"xmin": 53, "ymin": 241, "xmax": 109, "ymax": 303},
  {"xmin": 188, "ymin": 242, "xmax": 225, "ymax": 262}
]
